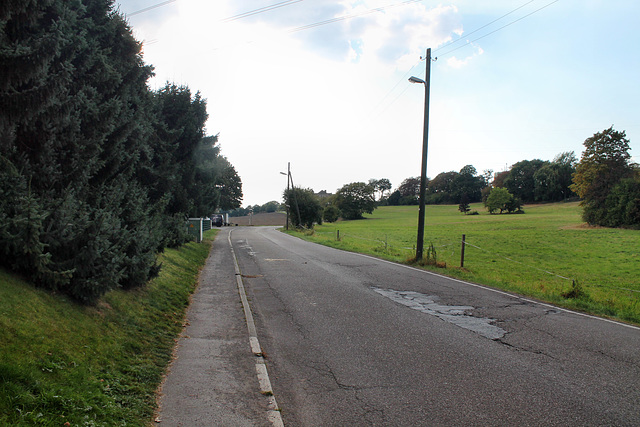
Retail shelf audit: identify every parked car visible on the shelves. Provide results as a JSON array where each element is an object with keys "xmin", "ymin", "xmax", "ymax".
[{"xmin": 211, "ymin": 214, "xmax": 224, "ymax": 227}]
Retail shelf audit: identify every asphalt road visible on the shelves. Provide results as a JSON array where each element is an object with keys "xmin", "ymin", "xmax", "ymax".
[{"xmin": 230, "ymin": 226, "xmax": 640, "ymax": 426}]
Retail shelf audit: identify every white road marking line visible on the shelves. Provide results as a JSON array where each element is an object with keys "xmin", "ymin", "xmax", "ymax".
[{"xmin": 229, "ymin": 230, "xmax": 284, "ymax": 427}]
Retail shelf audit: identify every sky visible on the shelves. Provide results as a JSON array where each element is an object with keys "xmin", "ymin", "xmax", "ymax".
[{"xmin": 115, "ymin": 0, "xmax": 640, "ymax": 207}]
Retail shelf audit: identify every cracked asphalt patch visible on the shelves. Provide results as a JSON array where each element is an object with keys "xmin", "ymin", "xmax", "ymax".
[{"xmin": 372, "ymin": 287, "xmax": 506, "ymax": 340}]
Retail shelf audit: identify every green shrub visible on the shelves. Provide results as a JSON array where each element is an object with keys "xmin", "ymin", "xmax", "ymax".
[
  {"xmin": 603, "ymin": 178, "xmax": 640, "ymax": 228},
  {"xmin": 323, "ymin": 205, "xmax": 341, "ymax": 223},
  {"xmin": 484, "ymin": 187, "xmax": 523, "ymax": 214},
  {"xmin": 283, "ymin": 187, "xmax": 323, "ymax": 228}
]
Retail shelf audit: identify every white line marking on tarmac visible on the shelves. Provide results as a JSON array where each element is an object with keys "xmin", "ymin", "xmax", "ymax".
[
  {"xmin": 278, "ymin": 229, "xmax": 640, "ymax": 332},
  {"xmin": 229, "ymin": 230, "xmax": 284, "ymax": 427}
]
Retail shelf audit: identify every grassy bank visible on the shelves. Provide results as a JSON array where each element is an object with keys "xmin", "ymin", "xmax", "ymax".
[
  {"xmin": 0, "ymin": 230, "xmax": 216, "ymax": 426},
  {"xmin": 289, "ymin": 202, "xmax": 640, "ymax": 324}
]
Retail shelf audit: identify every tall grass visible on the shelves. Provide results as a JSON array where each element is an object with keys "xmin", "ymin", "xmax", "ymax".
[
  {"xmin": 291, "ymin": 202, "xmax": 640, "ymax": 324},
  {"xmin": 0, "ymin": 230, "xmax": 216, "ymax": 426}
]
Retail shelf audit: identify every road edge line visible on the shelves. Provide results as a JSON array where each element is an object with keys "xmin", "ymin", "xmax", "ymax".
[
  {"xmin": 229, "ymin": 229, "xmax": 284, "ymax": 427},
  {"xmin": 355, "ymin": 251, "xmax": 640, "ymax": 331},
  {"xmin": 280, "ymin": 230, "xmax": 640, "ymax": 332}
]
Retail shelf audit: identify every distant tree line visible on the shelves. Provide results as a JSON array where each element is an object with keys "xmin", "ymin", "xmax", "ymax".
[
  {"xmin": 226, "ymin": 201, "xmax": 284, "ymax": 217},
  {"xmin": 384, "ymin": 127, "xmax": 638, "ymax": 226},
  {"xmin": 234, "ymin": 181, "xmax": 382, "ymax": 228},
  {"xmin": 274, "ymin": 155, "xmax": 576, "ymax": 227},
  {"xmin": 242, "ymin": 126, "xmax": 638, "ymax": 229},
  {"xmin": 386, "ymin": 153, "xmax": 578, "ymax": 209},
  {"xmin": 0, "ymin": 1, "xmax": 242, "ymax": 303},
  {"xmin": 278, "ymin": 181, "xmax": 378, "ymax": 228}
]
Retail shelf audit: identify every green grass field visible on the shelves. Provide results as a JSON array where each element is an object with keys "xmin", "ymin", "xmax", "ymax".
[
  {"xmin": 290, "ymin": 202, "xmax": 640, "ymax": 324},
  {"xmin": 0, "ymin": 230, "xmax": 216, "ymax": 426}
]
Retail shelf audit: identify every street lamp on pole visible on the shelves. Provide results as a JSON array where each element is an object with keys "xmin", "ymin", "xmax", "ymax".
[
  {"xmin": 409, "ymin": 48, "xmax": 432, "ymax": 261},
  {"xmin": 280, "ymin": 162, "xmax": 290, "ymax": 230}
]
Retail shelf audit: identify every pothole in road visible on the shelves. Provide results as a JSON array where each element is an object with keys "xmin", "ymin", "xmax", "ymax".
[{"xmin": 371, "ymin": 287, "xmax": 506, "ymax": 340}]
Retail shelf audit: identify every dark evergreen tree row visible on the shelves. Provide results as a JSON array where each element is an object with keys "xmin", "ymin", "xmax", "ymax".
[{"xmin": 0, "ymin": 0, "xmax": 242, "ymax": 303}]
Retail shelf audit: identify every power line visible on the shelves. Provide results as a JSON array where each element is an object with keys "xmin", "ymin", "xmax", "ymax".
[
  {"xmin": 220, "ymin": 0, "xmax": 303, "ymax": 23},
  {"xmin": 369, "ymin": 58, "xmax": 423, "ymax": 118},
  {"xmin": 436, "ymin": 0, "xmax": 560, "ymax": 58},
  {"xmin": 374, "ymin": 1, "xmax": 539, "ymax": 115},
  {"xmin": 288, "ymin": 0, "xmax": 422, "ymax": 33},
  {"xmin": 212, "ymin": 1, "xmax": 426, "ymax": 55},
  {"xmin": 126, "ymin": 0, "xmax": 176, "ymax": 17},
  {"xmin": 433, "ymin": 0, "xmax": 536, "ymax": 54},
  {"xmin": 126, "ymin": 0, "xmax": 303, "ymax": 21},
  {"xmin": 371, "ymin": 0, "xmax": 560, "ymax": 118}
]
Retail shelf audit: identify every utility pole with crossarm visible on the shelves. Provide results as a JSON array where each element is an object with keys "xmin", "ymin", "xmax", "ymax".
[{"xmin": 409, "ymin": 48, "xmax": 432, "ymax": 261}]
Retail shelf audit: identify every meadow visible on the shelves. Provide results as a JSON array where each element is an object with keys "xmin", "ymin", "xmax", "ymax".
[
  {"xmin": 0, "ymin": 230, "xmax": 216, "ymax": 426},
  {"xmin": 290, "ymin": 202, "xmax": 640, "ymax": 324}
]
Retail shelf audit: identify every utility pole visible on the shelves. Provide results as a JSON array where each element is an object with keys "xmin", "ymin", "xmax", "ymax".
[
  {"xmin": 288, "ymin": 166, "xmax": 302, "ymax": 228},
  {"xmin": 414, "ymin": 48, "xmax": 431, "ymax": 261},
  {"xmin": 285, "ymin": 162, "xmax": 290, "ymax": 230}
]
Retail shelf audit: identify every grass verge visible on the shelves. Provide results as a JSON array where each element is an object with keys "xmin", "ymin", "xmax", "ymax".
[
  {"xmin": 286, "ymin": 202, "xmax": 640, "ymax": 324},
  {"xmin": 0, "ymin": 230, "xmax": 216, "ymax": 426}
]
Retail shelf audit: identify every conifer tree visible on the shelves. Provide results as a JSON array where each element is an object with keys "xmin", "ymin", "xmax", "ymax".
[{"xmin": 0, "ymin": 0, "xmax": 243, "ymax": 302}]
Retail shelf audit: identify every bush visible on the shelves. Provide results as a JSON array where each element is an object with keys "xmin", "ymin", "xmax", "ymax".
[
  {"xmin": 458, "ymin": 194, "xmax": 471, "ymax": 214},
  {"xmin": 484, "ymin": 187, "xmax": 523, "ymax": 214},
  {"xmin": 323, "ymin": 205, "xmax": 341, "ymax": 223},
  {"xmin": 602, "ymin": 178, "xmax": 640, "ymax": 228},
  {"xmin": 283, "ymin": 187, "xmax": 323, "ymax": 228},
  {"xmin": 485, "ymin": 188, "xmax": 510, "ymax": 214},
  {"xmin": 505, "ymin": 196, "xmax": 524, "ymax": 214}
]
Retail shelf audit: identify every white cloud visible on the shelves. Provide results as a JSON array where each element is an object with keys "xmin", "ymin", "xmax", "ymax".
[
  {"xmin": 117, "ymin": 0, "xmax": 640, "ymax": 206},
  {"xmin": 445, "ymin": 45, "xmax": 483, "ymax": 69},
  {"xmin": 353, "ymin": 3, "xmax": 462, "ymax": 68}
]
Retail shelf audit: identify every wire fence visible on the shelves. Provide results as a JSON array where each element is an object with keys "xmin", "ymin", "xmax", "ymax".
[{"xmin": 311, "ymin": 229, "xmax": 639, "ymax": 296}]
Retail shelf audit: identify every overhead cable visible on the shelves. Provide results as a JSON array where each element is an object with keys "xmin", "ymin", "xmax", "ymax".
[
  {"xmin": 220, "ymin": 0, "xmax": 304, "ymax": 23},
  {"xmin": 288, "ymin": 0, "xmax": 422, "ymax": 33},
  {"xmin": 372, "ymin": 0, "xmax": 560, "ymax": 118},
  {"xmin": 436, "ymin": 0, "xmax": 560, "ymax": 58},
  {"xmin": 126, "ymin": 0, "xmax": 177, "ymax": 17},
  {"xmin": 433, "ymin": 0, "xmax": 536, "ymax": 54}
]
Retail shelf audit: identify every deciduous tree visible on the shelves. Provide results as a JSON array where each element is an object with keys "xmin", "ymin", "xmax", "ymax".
[
  {"xmin": 397, "ymin": 177, "xmax": 421, "ymax": 198},
  {"xmin": 571, "ymin": 127, "xmax": 636, "ymax": 226},
  {"xmin": 484, "ymin": 188, "xmax": 522, "ymax": 214},
  {"xmin": 335, "ymin": 182, "xmax": 376, "ymax": 220},
  {"xmin": 504, "ymin": 159, "xmax": 548, "ymax": 203},
  {"xmin": 369, "ymin": 178, "xmax": 392, "ymax": 201},
  {"xmin": 452, "ymin": 165, "xmax": 485, "ymax": 203},
  {"xmin": 533, "ymin": 152, "xmax": 577, "ymax": 202},
  {"xmin": 283, "ymin": 187, "xmax": 322, "ymax": 228}
]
